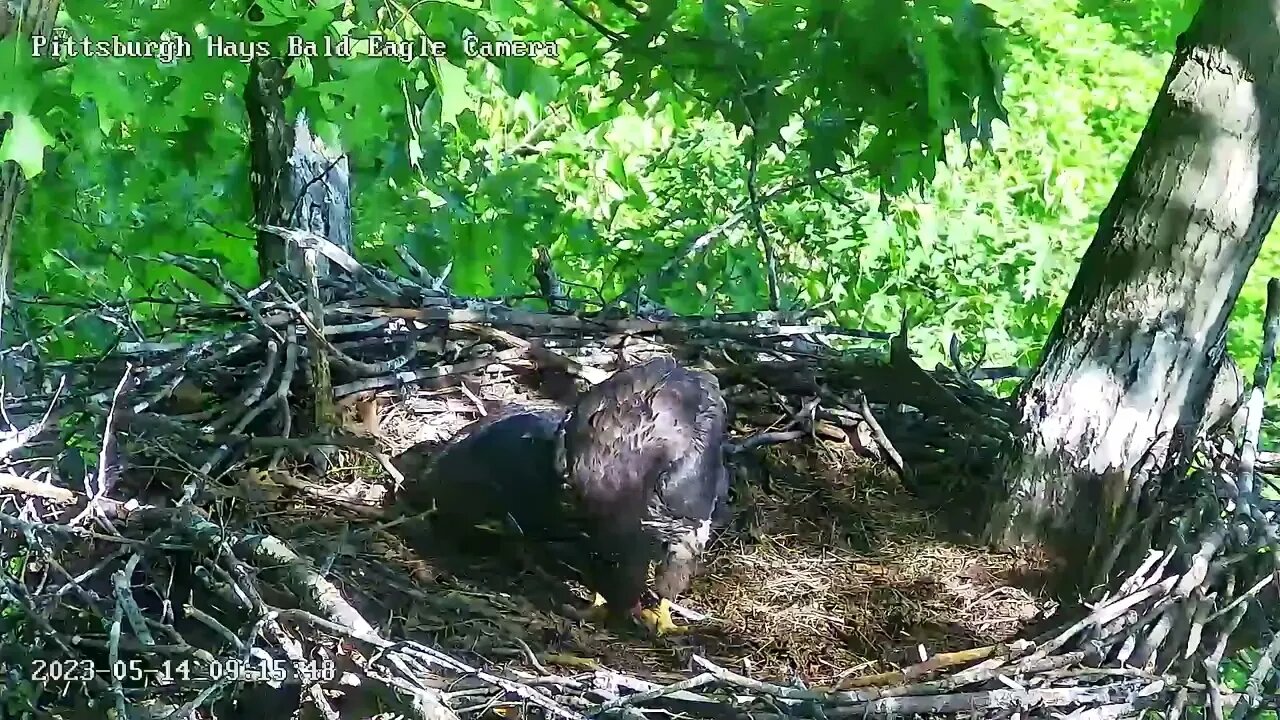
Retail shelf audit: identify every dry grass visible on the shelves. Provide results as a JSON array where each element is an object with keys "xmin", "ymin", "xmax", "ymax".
[
  {"xmin": 687, "ymin": 444, "xmax": 1049, "ymax": 684},
  {"xmin": 257, "ymin": 378, "xmax": 1053, "ymax": 687}
]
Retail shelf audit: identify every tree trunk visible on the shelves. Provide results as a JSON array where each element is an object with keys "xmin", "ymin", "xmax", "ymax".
[
  {"xmin": 245, "ymin": 55, "xmax": 293, "ymax": 277},
  {"xmin": 244, "ymin": 55, "xmax": 354, "ymax": 281},
  {"xmin": 243, "ymin": 50, "xmax": 354, "ymax": 472},
  {"xmin": 985, "ymin": 0, "xmax": 1280, "ymax": 588}
]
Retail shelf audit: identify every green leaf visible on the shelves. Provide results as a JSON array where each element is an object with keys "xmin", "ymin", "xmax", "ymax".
[
  {"xmin": 702, "ymin": 0, "xmax": 729, "ymax": 42},
  {"xmin": 433, "ymin": 57, "xmax": 475, "ymax": 129},
  {"xmin": 288, "ymin": 56, "xmax": 316, "ymax": 88},
  {"xmin": 0, "ymin": 95, "xmax": 53, "ymax": 178},
  {"xmin": 490, "ymin": 0, "xmax": 524, "ymax": 21}
]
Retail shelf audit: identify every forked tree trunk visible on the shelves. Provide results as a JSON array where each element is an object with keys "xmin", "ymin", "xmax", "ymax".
[
  {"xmin": 986, "ymin": 0, "xmax": 1280, "ymax": 587},
  {"xmin": 243, "ymin": 47, "xmax": 354, "ymax": 469}
]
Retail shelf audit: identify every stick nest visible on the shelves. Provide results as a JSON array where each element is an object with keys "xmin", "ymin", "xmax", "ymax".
[
  {"xmin": 0, "ymin": 244, "xmax": 1275, "ymax": 720},
  {"xmin": 270, "ymin": 375, "xmax": 1048, "ymax": 689}
]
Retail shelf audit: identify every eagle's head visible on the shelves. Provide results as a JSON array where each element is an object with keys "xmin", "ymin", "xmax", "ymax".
[
  {"xmin": 654, "ymin": 518, "xmax": 712, "ymax": 600},
  {"xmin": 651, "ymin": 450, "xmax": 728, "ymax": 601}
]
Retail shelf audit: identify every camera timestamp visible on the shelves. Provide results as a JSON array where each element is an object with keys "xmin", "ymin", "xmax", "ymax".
[
  {"xmin": 26, "ymin": 656, "xmax": 337, "ymax": 684},
  {"xmin": 202, "ymin": 656, "xmax": 338, "ymax": 684}
]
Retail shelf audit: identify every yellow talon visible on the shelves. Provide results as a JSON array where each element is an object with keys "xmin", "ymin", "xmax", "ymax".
[
  {"xmin": 578, "ymin": 593, "xmax": 610, "ymax": 623},
  {"xmin": 638, "ymin": 598, "xmax": 685, "ymax": 636}
]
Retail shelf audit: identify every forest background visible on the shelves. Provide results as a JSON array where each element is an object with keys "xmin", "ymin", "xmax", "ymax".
[{"xmin": 9, "ymin": 0, "xmax": 1249, "ymax": 422}]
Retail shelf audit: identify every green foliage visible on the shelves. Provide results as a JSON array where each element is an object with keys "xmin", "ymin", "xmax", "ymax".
[
  {"xmin": 4, "ymin": 0, "xmax": 1276, "ymax": 389},
  {"xmin": 1221, "ymin": 647, "xmax": 1280, "ymax": 720},
  {"xmin": 600, "ymin": 0, "xmax": 1008, "ymax": 194},
  {"xmin": 11, "ymin": 0, "xmax": 1010, "ymax": 356},
  {"xmin": 5, "ymin": 0, "xmax": 1280, "ymax": 700},
  {"xmin": 0, "ymin": 552, "xmax": 38, "ymax": 713}
]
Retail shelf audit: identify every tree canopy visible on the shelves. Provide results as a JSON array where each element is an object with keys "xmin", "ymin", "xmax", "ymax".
[{"xmin": 8, "ymin": 0, "xmax": 1242, "ymax": 381}]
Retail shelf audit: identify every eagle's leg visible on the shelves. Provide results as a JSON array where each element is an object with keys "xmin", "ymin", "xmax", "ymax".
[
  {"xmin": 637, "ymin": 598, "xmax": 685, "ymax": 636},
  {"xmin": 598, "ymin": 543, "xmax": 654, "ymax": 631},
  {"xmin": 573, "ymin": 545, "xmax": 638, "ymax": 625}
]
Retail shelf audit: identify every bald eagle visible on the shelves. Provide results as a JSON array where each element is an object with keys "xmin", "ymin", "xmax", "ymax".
[
  {"xmin": 393, "ymin": 406, "xmax": 568, "ymax": 548},
  {"xmin": 555, "ymin": 357, "xmax": 730, "ymax": 635}
]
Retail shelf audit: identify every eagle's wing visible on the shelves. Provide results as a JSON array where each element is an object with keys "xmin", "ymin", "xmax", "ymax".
[
  {"xmin": 556, "ymin": 360, "xmax": 674, "ymax": 513},
  {"xmin": 646, "ymin": 366, "xmax": 729, "ymax": 523},
  {"xmin": 643, "ymin": 364, "xmax": 729, "ymax": 601}
]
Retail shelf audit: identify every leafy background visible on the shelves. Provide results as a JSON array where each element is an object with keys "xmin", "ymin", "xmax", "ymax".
[{"xmin": 4, "ymin": 0, "xmax": 1227, "ymax": 369}]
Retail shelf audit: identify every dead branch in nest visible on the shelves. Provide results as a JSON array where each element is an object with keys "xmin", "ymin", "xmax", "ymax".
[{"xmin": 0, "ymin": 248, "xmax": 1275, "ymax": 720}]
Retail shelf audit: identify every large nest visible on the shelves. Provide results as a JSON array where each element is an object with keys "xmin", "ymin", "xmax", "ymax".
[
  {"xmin": 0, "ymin": 241, "xmax": 1276, "ymax": 720},
  {"xmin": 263, "ymin": 374, "xmax": 1048, "ymax": 688}
]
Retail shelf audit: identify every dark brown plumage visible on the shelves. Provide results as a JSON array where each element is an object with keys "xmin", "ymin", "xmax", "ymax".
[
  {"xmin": 554, "ymin": 356, "xmax": 730, "ymax": 631},
  {"xmin": 392, "ymin": 406, "xmax": 568, "ymax": 546}
]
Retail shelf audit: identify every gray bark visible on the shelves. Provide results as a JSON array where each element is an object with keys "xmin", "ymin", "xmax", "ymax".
[{"xmin": 986, "ymin": 0, "xmax": 1280, "ymax": 587}]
